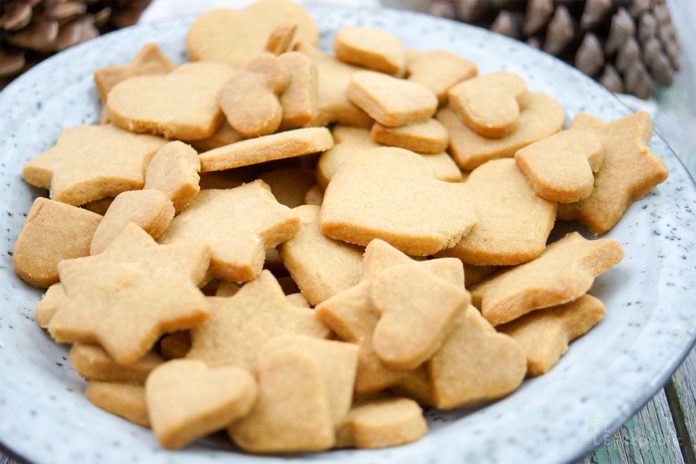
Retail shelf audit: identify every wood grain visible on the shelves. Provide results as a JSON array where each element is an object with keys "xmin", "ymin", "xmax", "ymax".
[{"xmin": 666, "ymin": 349, "xmax": 696, "ymax": 463}]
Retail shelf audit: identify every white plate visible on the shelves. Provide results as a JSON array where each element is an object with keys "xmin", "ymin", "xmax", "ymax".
[{"xmin": 1, "ymin": 6, "xmax": 696, "ymax": 464}]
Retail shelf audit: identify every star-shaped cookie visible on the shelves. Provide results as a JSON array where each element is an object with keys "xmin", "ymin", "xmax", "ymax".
[
  {"xmin": 49, "ymin": 223, "xmax": 211, "ymax": 366},
  {"xmin": 23, "ymin": 124, "xmax": 167, "ymax": 205},
  {"xmin": 186, "ymin": 270, "xmax": 330, "ymax": 370},
  {"xmin": 157, "ymin": 180, "xmax": 300, "ymax": 282},
  {"xmin": 558, "ymin": 112, "xmax": 669, "ymax": 234}
]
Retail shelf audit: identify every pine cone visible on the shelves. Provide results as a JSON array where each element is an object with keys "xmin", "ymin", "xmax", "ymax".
[
  {"xmin": 0, "ymin": 0, "xmax": 151, "ymax": 89},
  {"xmin": 428, "ymin": 0, "xmax": 681, "ymax": 98}
]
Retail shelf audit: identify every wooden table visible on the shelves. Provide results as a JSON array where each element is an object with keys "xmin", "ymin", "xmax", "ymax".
[{"xmin": 2, "ymin": 1, "xmax": 695, "ymax": 463}]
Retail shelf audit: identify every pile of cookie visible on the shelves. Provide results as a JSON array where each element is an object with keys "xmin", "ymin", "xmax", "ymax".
[{"xmin": 12, "ymin": 0, "xmax": 669, "ymax": 455}]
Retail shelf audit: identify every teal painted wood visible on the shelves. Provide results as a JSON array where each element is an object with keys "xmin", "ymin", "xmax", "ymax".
[
  {"xmin": 581, "ymin": 390, "xmax": 683, "ymax": 464},
  {"xmin": 0, "ymin": 454, "xmax": 16, "ymax": 464},
  {"xmin": 665, "ymin": 348, "xmax": 696, "ymax": 463}
]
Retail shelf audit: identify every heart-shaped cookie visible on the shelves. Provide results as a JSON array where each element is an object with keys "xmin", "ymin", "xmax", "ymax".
[
  {"xmin": 145, "ymin": 359, "xmax": 257, "ymax": 450},
  {"xmin": 428, "ymin": 305, "xmax": 526, "ymax": 409},
  {"xmin": 319, "ymin": 147, "xmax": 476, "ymax": 256},
  {"xmin": 370, "ymin": 264, "xmax": 469, "ymax": 370},
  {"xmin": 107, "ymin": 62, "xmax": 235, "ymax": 140},
  {"xmin": 186, "ymin": 0, "xmax": 318, "ymax": 68},
  {"xmin": 515, "ymin": 129, "xmax": 604, "ymax": 203},
  {"xmin": 448, "ymin": 71, "xmax": 527, "ymax": 138}
]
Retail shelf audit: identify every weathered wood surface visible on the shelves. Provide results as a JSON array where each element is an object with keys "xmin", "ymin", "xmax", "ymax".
[{"xmin": 666, "ymin": 348, "xmax": 696, "ymax": 464}]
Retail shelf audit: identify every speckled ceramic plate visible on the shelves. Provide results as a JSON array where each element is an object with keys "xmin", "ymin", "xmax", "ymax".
[{"xmin": 1, "ymin": 6, "xmax": 695, "ymax": 464}]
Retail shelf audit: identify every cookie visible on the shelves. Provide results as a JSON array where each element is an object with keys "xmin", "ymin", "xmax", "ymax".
[
  {"xmin": 299, "ymin": 45, "xmax": 372, "ymax": 128},
  {"xmin": 186, "ymin": 270, "xmax": 329, "ymax": 370},
  {"xmin": 436, "ymin": 92, "xmax": 564, "ymax": 170},
  {"xmin": 319, "ymin": 147, "xmax": 476, "ymax": 255},
  {"xmin": 48, "ymin": 223, "xmax": 210, "ymax": 365},
  {"xmin": 369, "ymin": 264, "xmax": 470, "ymax": 369},
  {"xmin": 316, "ymin": 125, "xmax": 380, "ymax": 189},
  {"xmin": 94, "ymin": 43, "xmax": 175, "ymax": 105},
  {"xmin": 332, "ymin": 27, "xmax": 404, "ymax": 75},
  {"xmin": 186, "ymin": 0, "xmax": 318, "ymax": 67},
  {"xmin": 85, "ymin": 382, "xmax": 150, "ymax": 427},
  {"xmin": 347, "ymin": 71, "xmax": 438, "ymax": 127},
  {"xmin": 69, "ymin": 343, "xmax": 164, "ymax": 385},
  {"xmin": 157, "ymin": 181, "xmax": 300, "ymax": 282},
  {"xmin": 428, "ymin": 305, "xmax": 526, "ymax": 408},
  {"xmin": 278, "ymin": 51, "xmax": 319, "ymax": 129},
  {"xmin": 499, "ymin": 294, "xmax": 605, "ymax": 376},
  {"xmin": 144, "ymin": 141, "xmax": 201, "ymax": 214},
  {"xmin": 189, "ymin": 121, "xmax": 243, "ymax": 152},
  {"xmin": 278, "ymin": 205, "xmax": 363, "ymax": 305},
  {"xmin": 146, "ymin": 359, "xmax": 257, "ymax": 450},
  {"xmin": 514, "ymin": 129, "xmax": 604, "ymax": 203},
  {"xmin": 464, "ymin": 264, "xmax": 496, "ymax": 288},
  {"xmin": 265, "ymin": 19, "xmax": 297, "ymax": 55},
  {"xmin": 13, "ymin": 198, "xmax": 102, "ymax": 287},
  {"xmin": 335, "ymin": 397, "xmax": 427, "ymax": 449},
  {"xmin": 315, "ymin": 239, "xmax": 463, "ymax": 395},
  {"xmin": 229, "ymin": 344, "xmax": 334, "ymax": 453},
  {"xmin": 260, "ymin": 335, "xmax": 360, "ymax": 426},
  {"xmin": 304, "ymin": 185, "xmax": 324, "ymax": 206},
  {"xmin": 198, "ymin": 127, "xmax": 333, "ymax": 172},
  {"xmin": 217, "ymin": 54, "xmax": 288, "ymax": 138},
  {"xmin": 89, "ymin": 190, "xmax": 174, "ymax": 255},
  {"xmin": 470, "ymin": 232, "xmax": 624, "ymax": 326},
  {"xmin": 159, "ymin": 331, "xmax": 191, "ymax": 360},
  {"xmin": 23, "ymin": 124, "xmax": 167, "ymax": 205},
  {"xmin": 558, "ymin": 112, "xmax": 669, "ymax": 234},
  {"xmin": 438, "ymin": 158, "xmax": 556, "ymax": 266},
  {"xmin": 370, "ymin": 118, "xmax": 448, "ymax": 154},
  {"xmin": 420, "ymin": 151, "xmax": 463, "ymax": 182},
  {"xmin": 34, "ymin": 282, "xmax": 66, "ymax": 328},
  {"xmin": 286, "ymin": 293, "xmax": 310, "ymax": 307},
  {"xmin": 107, "ymin": 62, "xmax": 236, "ymax": 140},
  {"xmin": 406, "ymin": 50, "xmax": 477, "ymax": 104},
  {"xmin": 448, "ymin": 71, "xmax": 527, "ymax": 138},
  {"xmin": 259, "ymin": 167, "xmax": 316, "ymax": 208}
]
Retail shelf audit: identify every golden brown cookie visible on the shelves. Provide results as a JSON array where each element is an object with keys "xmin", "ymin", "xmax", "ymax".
[
  {"xmin": 278, "ymin": 205, "xmax": 363, "ymax": 305},
  {"xmin": 157, "ymin": 181, "xmax": 300, "ymax": 282},
  {"xmin": 319, "ymin": 147, "xmax": 476, "ymax": 256},
  {"xmin": 304, "ymin": 185, "xmax": 324, "ymax": 206},
  {"xmin": 146, "ymin": 359, "xmax": 257, "ymax": 450},
  {"xmin": 13, "ymin": 197, "xmax": 102, "ymax": 287},
  {"xmin": 217, "ymin": 54, "xmax": 288, "ymax": 138},
  {"xmin": 69, "ymin": 343, "xmax": 164, "ymax": 385},
  {"xmin": 265, "ymin": 19, "xmax": 297, "ymax": 55},
  {"xmin": 159, "ymin": 331, "xmax": 191, "ymax": 360},
  {"xmin": 448, "ymin": 71, "xmax": 527, "ymax": 138},
  {"xmin": 48, "ymin": 223, "xmax": 210, "ymax": 365},
  {"xmin": 558, "ymin": 112, "xmax": 669, "ymax": 234},
  {"xmin": 299, "ymin": 45, "xmax": 372, "ymax": 128},
  {"xmin": 107, "ymin": 62, "xmax": 236, "ymax": 140},
  {"xmin": 499, "ymin": 294, "xmax": 605, "ymax": 376},
  {"xmin": 198, "ymin": 127, "xmax": 333, "ymax": 172},
  {"xmin": 229, "ymin": 344, "xmax": 334, "ymax": 453},
  {"xmin": 470, "ymin": 232, "xmax": 624, "ymax": 326},
  {"xmin": 428, "ymin": 305, "xmax": 526, "ymax": 408},
  {"xmin": 144, "ymin": 141, "xmax": 201, "ymax": 214},
  {"xmin": 278, "ymin": 51, "xmax": 319, "ymax": 129},
  {"xmin": 436, "ymin": 92, "xmax": 564, "ymax": 170},
  {"xmin": 94, "ymin": 43, "xmax": 175, "ymax": 105},
  {"xmin": 89, "ymin": 190, "xmax": 174, "ymax": 255},
  {"xmin": 515, "ymin": 129, "xmax": 604, "ymax": 203},
  {"xmin": 186, "ymin": 270, "xmax": 329, "ymax": 370},
  {"xmin": 34, "ymin": 282, "xmax": 66, "ymax": 328},
  {"xmin": 186, "ymin": 0, "xmax": 318, "ymax": 67},
  {"xmin": 406, "ymin": 50, "xmax": 477, "ymax": 104},
  {"xmin": 189, "ymin": 121, "xmax": 243, "ymax": 152},
  {"xmin": 335, "ymin": 397, "xmax": 427, "ymax": 449},
  {"xmin": 316, "ymin": 125, "xmax": 380, "ymax": 189},
  {"xmin": 370, "ymin": 118, "xmax": 448, "ymax": 154},
  {"xmin": 332, "ymin": 27, "xmax": 404, "ymax": 74},
  {"xmin": 23, "ymin": 124, "xmax": 167, "ymax": 205},
  {"xmin": 347, "ymin": 71, "xmax": 438, "ymax": 127},
  {"xmin": 369, "ymin": 264, "xmax": 470, "ymax": 369},
  {"xmin": 438, "ymin": 158, "xmax": 556, "ymax": 266},
  {"xmin": 85, "ymin": 382, "xmax": 150, "ymax": 427}
]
